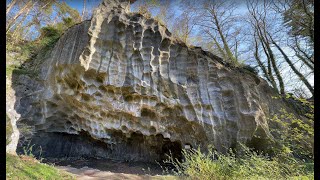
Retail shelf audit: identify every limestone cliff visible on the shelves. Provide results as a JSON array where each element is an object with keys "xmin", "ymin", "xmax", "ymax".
[{"xmin": 12, "ymin": 0, "xmax": 293, "ymax": 161}]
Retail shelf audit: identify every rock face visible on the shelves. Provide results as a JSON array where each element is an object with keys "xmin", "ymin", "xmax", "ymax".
[
  {"xmin": 6, "ymin": 73, "xmax": 20, "ymax": 155},
  {"xmin": 13, "ymin": 0, "xmax": 290, "ymax": 162}
]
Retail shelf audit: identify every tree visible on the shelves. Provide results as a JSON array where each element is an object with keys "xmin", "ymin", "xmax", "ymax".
[
  {"xmin": 134, "ymin": 0, "xmax": 159, "ymax": 19},
  {"xmin": 271, "ymin": 0, "xmax": 314, "ymax": 71},
  {"xmin": 247, "ymin": 0, "xmax": 285, "ymax": 94},
  {"xmin": 253, "ymin": 31, "xmax": 279, "ymax": 92},
  {"xmin": 6, "ymin": 1, "xmax": 34, "ymax": 34},
  {"xmin": 283, "ymin": 0, "xmax": 314, "ymax": 44},
  {"xmin": 196, "ymin": 0, "xmax": 242, "ymax": 64},
  {"xmin": 171, "ymin": 7, "xmax": 199, "ymax": 45},
  {"xmin": 268, "ymin": 33, "xmax": 314, "ymax": 96},
  {"xmin": 81, "ymin": 0, "xmax": 87, "ymax": 21},
  {"xmin": 6, "ymin": 0, "xmax": 18, "ymax": 15},
  {"xmin": 246, "ymin": 0, "xmax": 313, "ymax": 97},
  {"xmin": 6, "ymin": 0, "xmax": 81, "ymax": 52}
]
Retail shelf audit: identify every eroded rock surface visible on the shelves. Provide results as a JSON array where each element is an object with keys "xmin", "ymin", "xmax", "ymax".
[
  {"xmin": 6, "ymin": 72, "xmax": 20, "ymax": 154},
  {"xmin": 13, "ymin": 0, "xmax": 291, "ymax": 161}
]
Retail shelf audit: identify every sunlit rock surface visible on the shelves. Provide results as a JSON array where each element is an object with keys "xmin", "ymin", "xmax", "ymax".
[{"xmin": 13, "ymin": 0, "xmax": 288, "ymax": 161}]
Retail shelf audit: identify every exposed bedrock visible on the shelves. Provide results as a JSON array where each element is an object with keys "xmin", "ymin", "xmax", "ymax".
[{"xmin": 13, "ymin": 0, "xmax": 293, "ymax": 162}]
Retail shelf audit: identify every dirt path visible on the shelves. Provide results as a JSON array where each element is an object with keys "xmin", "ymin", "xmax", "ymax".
[
  {"xmin": 50, "ymin": 158, "xmax": 177, "ymax": 180},
  {"xmin": 57, "ymin": 165, "xmax": 165, "ymax": 180}
]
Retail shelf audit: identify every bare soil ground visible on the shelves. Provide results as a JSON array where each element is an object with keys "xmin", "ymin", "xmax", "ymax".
[{"xmin": 50, "ymin": 158, "xmax": 178, "ymax": 180}]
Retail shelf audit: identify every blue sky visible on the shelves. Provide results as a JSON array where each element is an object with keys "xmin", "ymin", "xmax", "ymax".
[{"xmin": 65, "ymin": 0, "xmax": 100, "ymax": 13}]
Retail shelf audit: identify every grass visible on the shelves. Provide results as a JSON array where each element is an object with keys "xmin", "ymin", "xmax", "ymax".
[
  {"xmin": 6, "ymin": 65, "xmax": 38, "ymax": 78},
  {"xmin": 163, "ymin": 104, "xmax": 314, "ymax": 180},
  {"xmin": 6, "ymin": 115, "xmax": 13, "ymax": 146},
  {"xmin": 6, "ymin": 153, "xmax": 75, "ymax": 180},
  {"xmin": 163, "ymin": 147, "xmax": 314, "ymax": 180},
  {"xmin": 6, "ymin": 65, "xmax": 17, "ymax": 77}
]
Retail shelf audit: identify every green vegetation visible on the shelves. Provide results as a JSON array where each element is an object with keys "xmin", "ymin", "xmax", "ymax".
[
  {"xmin": 6, "ymin": 115, "xmax": 13, "ymax": 146},
  {"xmin": 6, "ymin": 17, "xmax": 79, "ymax": 79},
  {"xmin": 165, "ymin": 147, "xmax": 313, "ymax": 180},
  {"xmin": 25, "ymin": 17, "xmax": 77, "ymax": 58},
  {"xmin": 31, "ymin": 17, "xmax": 78, "ymax": 58},
  {"xmin": 283, "ymin": 0, "xmax": 314, "ymax": 43},
  {"xmin": 164, "ymin": 99, "xmax": 314, "ymax": 179},
  {"xmin": 6, "ymin": 1, "xmax": 81, "ymax": 79},
  {"xmin": 268, "ymin": 108, "xmax": 313, "ymax": 161},
  {"xmin": 240, "ymin": 64, "xmax": 259, "ymax": 75},
  {"xmin": 6, "ymin": 153, "xmax": 75, "ymax": 180}
]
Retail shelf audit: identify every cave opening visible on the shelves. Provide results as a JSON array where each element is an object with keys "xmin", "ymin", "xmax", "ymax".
[
  {"xmin": 246, "ymin": 136, "xmax": 271, "ymax": 155},
  {"xmin": 17, "ymin": 129, "xmax": 184, "ymax": 165},
  {"xmin": 160, "ymin": 140, "xmax": 183, "ymax": 162},
  {"xmin": 245, "ymin": 127, "xmax": 272, "ymax": 156}
]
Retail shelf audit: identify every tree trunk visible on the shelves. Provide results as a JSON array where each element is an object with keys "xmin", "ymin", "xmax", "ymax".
[
  {"xmin": 210, "ymin": 8, "xmax": 236, "ymax": 63},
  {"xmin": 270, "ymin": 35, "xmax": 314, "ymax": 96},
  {"xmin": 256, "ymin": 24, "xmax": 285, "ymax": 94},
  {"xmin": 81, "ymin": 0, "xmax": 87, "ymax": 21},
  {"xmin": 264, "ymin": 40, "xmax": 285, "ymax": 95},
  {"xmin": 253, "ymin": 36, "xmax": 279, "ymax": 93},
  {"xmin": 296, "ymin": 53, "xmax": 314, "ymax": 71},
  {"xmin": 256, "ymin": 28, "xmax": 279, "ymax": 92},
  {"xmin": 6, "ymin": 1, "xmax": 34, "ymax": 34},
  {"xmin": 293, "ymin": 36, "xmax": 314, "ymax": 69},
  {"xmin": 6, "ymin": 0, "xmax": 18, "ymax": 15},
  {"xmin": 212, "ymin": 37, "xmax": 226, "ymax": 59},
  {"xmin": 247, "ymin": 0, "xmax": 284, "ymax": 94},
  {"xmin": 204, "ymin": 29, "xmax": 226, "ymax": 58},
  {"xmin": 12, "ymin": 7, "xmax": 32, "ymax": 43}
]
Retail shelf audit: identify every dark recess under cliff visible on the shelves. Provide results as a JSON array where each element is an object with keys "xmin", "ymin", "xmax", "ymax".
[{"xmin": 17, "ymin": 131, "xmax": 183, "ymax": 163}]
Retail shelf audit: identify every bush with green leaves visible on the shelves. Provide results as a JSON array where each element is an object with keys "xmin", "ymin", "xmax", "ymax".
[
  {"xmin": 268, "ymin": 109, "xmax": 313, "ymax": 161},
  {"xmin": 7, "ymin": 16, "xmax": 79, "ymax": 78},
  {"xmin": 31, "ymin": 17, "xmax": 78, "ymax": 57},
  {"xmin": 164, "ymin": 99, "xmax": 314, "ymax": 179},
  {"xmin": 241, "ymin": 64, "xmax": 259, "ymax": 75},
  {"xmin": 164, "ymin": 145, "xmax": 313, "ymax": 179}
]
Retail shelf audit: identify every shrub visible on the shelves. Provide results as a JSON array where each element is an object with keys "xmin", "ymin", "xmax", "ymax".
[
  {"xmin": 164, "ymin": 102, "xmax": 314, "ymax": 179},
  {"xmin": 34, "ymin": 27, "xmax": 61, "ymax": 56},
  {"xmin": 268, "ymin": 108, "xmax": 314, "ymax": 161},
  {"xmin": 241, "ymin": 64, "xmax": 259, "ymax": 75},
  {"xmin": 164, "ymin": 146, "xmax": 313, "ymax": 179},
  {"xmin": 24, "ymin": 17, "xmax": 78, "ymax": 60}
]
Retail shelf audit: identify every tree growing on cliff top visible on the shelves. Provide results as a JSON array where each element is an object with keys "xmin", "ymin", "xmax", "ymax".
[
  {"xmin": 6, "ymin": 0, "xmax": 81, "ymax": 43},
  {"xmin": 245, "ymin": 0, "xmax": 313, "ymax": 97}
]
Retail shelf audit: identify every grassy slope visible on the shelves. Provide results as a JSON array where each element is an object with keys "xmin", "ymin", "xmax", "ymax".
[{"xmin": 6, "ymin": 154, "xmax": 75, "ymax": 180}]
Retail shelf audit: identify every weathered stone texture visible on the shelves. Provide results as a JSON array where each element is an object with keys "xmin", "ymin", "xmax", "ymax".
[
  {"xmin": 12, "ymin": 0, "xmax": 290, "ymax": 161},
  {"xmin": 6, "ymin": 75, "xmax": 20, "ymax": 154}
]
